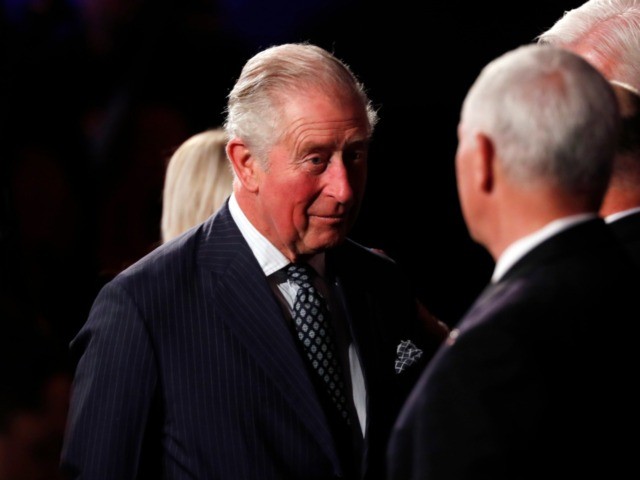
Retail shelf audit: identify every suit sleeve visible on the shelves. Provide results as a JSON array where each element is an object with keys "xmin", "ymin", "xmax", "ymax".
[{"xmin": 60, "ymin": 281, "xmax": 158, "ymax": 479}]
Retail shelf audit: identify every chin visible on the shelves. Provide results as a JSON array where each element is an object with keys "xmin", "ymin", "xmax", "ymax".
[{"xmin": 307, "ymin": 232, "xmax": 347, "ymax": 253}]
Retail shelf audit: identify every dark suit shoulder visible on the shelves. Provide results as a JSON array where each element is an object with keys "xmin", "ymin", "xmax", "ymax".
[
  {"xmin": 457, "ymin": 227, "xmax": 639, "ymax": 376},
  {"xmin": 110, "ymin": 206, "xmax": 240, "ymax": 293}
]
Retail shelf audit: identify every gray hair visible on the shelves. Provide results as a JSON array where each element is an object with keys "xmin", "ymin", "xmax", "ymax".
[
  {"xmin": 224, "ymin": 42, "xmax": 378, "ymax": 165},
  {"xmin": 461, "ymin": 44, "xmax": 620, "ymax": 196},
  {"xmin": 536, "ymin": 0, "xmax": 640, "ymax": 91}
]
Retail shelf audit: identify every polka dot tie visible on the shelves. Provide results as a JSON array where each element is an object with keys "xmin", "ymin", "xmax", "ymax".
[{"xmin": 286, "ymin": 263, "xmax": 350, "ymax": 423}]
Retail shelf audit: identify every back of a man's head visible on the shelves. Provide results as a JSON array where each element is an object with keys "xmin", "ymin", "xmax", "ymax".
[
  {"xmin": 456, "ymin": 44, "xmax": 620, "ymax": 258},
  {"xmin": 536, "ymin": 0, "xmax": 640, "ymax": 91},
  {"xmin": 461, "ymin": 44, "xmax": 619, "ymax": 197}
]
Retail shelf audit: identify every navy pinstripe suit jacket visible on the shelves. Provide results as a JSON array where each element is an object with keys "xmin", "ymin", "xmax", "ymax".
[{"xmin": 60, "ymin": 202, "xmax": 437, "ymax": 479}]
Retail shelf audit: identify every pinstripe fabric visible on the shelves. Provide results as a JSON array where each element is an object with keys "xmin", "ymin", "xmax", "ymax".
[{"xmin": 61, "ymin": 202, "xmax": 438, "ymax": 479}]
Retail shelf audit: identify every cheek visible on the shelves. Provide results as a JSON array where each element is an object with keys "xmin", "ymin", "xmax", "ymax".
[{"xmin": 264, "ymin": 179, "xmax": 312, "ymax": 224}]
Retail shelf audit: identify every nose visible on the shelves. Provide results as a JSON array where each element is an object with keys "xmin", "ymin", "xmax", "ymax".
[{"xmin": 325, "ymin": 157, "xmax": 358, "ymax": 204}]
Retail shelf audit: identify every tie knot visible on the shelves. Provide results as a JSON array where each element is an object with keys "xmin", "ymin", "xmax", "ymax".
[{"xmin": 286, "ymin": 263, "xmax": 315, "ymax": 287}]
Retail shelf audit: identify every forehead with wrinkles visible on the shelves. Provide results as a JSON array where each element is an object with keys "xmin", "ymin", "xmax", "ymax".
[{"xmin": 274, "ymin": 88, "xmax": 370, "ymax": 146}]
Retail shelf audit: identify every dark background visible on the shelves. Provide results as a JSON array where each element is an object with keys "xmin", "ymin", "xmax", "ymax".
[{"xmin": 0, "ymin": 0, "xmax": 585, "ymax": 477}]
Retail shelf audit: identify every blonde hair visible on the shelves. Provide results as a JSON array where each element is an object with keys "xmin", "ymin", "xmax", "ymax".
[{"xmin": 161, "ymin": 128, "xmax": 233, "ymax": 243}]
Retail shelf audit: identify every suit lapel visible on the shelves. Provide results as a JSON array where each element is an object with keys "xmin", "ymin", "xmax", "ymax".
[
  {"xmin": 197, "ymin": 205, "xmax": 340, "ymax": 469},
  {"xmin": 326, "ymin": 244, "xmax": 378, "ymax": 399}
]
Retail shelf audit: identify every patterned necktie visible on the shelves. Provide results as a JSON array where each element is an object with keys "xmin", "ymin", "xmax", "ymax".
[{"xmin": 286, "ymin": 263, "xmax": 350, "ymax": 423}]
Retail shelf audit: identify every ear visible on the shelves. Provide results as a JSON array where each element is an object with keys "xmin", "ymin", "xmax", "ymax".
[
  {"xmin": 227, "ymin": 138, "xmax": 260, "ymax": 192},
  {"xmin": 474, "ymin": 132, "xmax": 495, "ymax": 193}
]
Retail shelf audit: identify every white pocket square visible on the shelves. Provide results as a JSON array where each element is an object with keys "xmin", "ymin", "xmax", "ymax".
[{"xmin": 395, "ymin": 339, "xmax": 423, "ymax": 374}]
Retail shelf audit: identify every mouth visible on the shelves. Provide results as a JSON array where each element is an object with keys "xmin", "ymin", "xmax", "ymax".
[{"xmin": 309, "ymin": 214, "xmax": 347, "ymax": 225}]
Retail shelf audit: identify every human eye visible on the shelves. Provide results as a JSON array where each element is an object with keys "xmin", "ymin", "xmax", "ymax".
[
  {"xmin": 305, "ymin": 155, "xmax": 329, "ymax": 173},
  {"xmin": 344, "ymin": 146, "xmax": 367, "ymax": 165}
]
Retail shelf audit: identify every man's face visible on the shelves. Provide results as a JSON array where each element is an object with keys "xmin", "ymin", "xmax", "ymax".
[{"xmin": 254, "ymin": 89, "xmax": 370, "ymax": 260}]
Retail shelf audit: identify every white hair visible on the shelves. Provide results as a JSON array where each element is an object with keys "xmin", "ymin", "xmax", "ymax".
[{"xmin": 537, "ymin": 0, "xmax": 640, "ymax": 91}]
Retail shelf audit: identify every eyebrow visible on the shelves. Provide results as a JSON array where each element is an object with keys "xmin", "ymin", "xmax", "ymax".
[{"xmin": 295, "ymin": 136, "xmax": 370, "ymax": 156}]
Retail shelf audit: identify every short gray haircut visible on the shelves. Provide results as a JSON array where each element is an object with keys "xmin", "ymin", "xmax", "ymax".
[
  {"xmin": 224, "ymin": 42, "xmax": 379, "ymax": 165},
  {"xmin": 536, "ymin": 0, "xmax": 640, "ymax": 91},
  {"xmin": 461, "ymin": 44, "xmax": 620, "ymax": 196}
]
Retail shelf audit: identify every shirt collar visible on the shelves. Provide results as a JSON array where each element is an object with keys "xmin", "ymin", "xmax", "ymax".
[{"xmin": 605, "ymin": 206, "xmax": 640, "ymax": 223}]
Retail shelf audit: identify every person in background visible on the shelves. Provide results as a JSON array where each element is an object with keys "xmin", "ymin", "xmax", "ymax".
[
  {"xmin": 386, "ymin": 43, "xmax": 638, "ymax": 480},
  {"xmin": 160, "ymin": 127, "xmax": 234, "ymax": 243},
  {"xmin": 605, "ymin": 81, "xmax": 640, "ymax": 263},
  {"xmin": 60, "ymin": 42, "xmax": 444, "ymax": 480},
  {"xmin": 536, "ymin": 0, "xmax": 640, "ymax": 263}
]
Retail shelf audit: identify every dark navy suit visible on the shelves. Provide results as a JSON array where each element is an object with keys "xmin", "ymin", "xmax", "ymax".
[
  {"xmin": 387, "ymin": 219, "xmax": 639, "ymax": 480},
  {"xmin": 60, "ymin": 202, "xmax": 438, "ymax": 479}
]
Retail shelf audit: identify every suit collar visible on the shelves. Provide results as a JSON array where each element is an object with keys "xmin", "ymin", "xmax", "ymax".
[
  {"xmin": 325, "ymin": 241, "xmax": 381, "ymax": 410},
  {"xmin": 500, "ymin": 217, "xmax": 609, "ymax": 283},
  {"xmin": 493, "ymin": 213, "xmax": 597, "ymax": 282}
]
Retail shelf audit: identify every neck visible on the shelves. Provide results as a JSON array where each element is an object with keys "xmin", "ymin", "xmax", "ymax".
[
  {"xmin": 599, "ymin": 186, "xmax": 640, "ymax": 217},
  {"xmin": 483, "ymin": 185, "xmax": 596, "ymax": 260}
]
